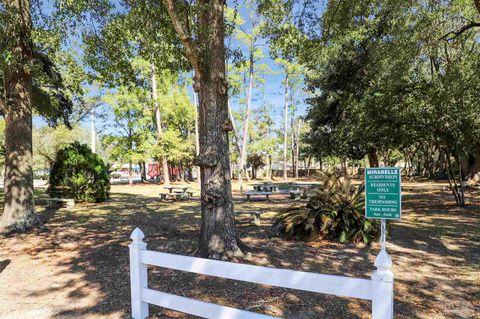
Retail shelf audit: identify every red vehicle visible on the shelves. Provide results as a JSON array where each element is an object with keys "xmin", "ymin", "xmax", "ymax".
[{"xmin": 147, "ymin": 163, "xmax": 160, "ymax": 179}]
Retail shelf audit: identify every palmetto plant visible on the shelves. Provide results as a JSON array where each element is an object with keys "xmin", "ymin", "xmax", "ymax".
[{"xmin": 274, "ymin": 171, "xmax": 380, "ymax": 243}]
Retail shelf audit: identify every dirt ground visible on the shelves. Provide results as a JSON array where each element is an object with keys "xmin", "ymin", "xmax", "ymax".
[{"xmin": 0, "ymin": 179, "xmax": 479, "ymax": 319}]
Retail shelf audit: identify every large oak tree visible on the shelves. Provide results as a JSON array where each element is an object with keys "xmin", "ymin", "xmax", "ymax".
[
  {"xmin": 163, "ymin": 0, "xmax": 243, "ymax": 258},
  {"xmin": 0, "ymin": 0, "xmax": 41, "ymax": 233},
  {"xmin": 0, "ymin": 0, "xmax": 76, "ymax": 233}
]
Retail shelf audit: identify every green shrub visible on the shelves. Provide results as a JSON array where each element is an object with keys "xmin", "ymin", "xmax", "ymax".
[
  {"xmin": 273, "ymin": 171, "xmax": 380, "ymax": 243},
  {"xmin": 48, "ymin": 142, "xmax": 110, "ymax": 203}
]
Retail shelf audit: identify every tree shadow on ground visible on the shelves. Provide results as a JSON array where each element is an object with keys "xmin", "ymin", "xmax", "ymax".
[
  {"xmin": 0, "ymin": 184, "xmax": 479, "ymax": 318},
  {"xmin": 386, "ymin": 188, "xmax": 480, "ymax": 318},
  {"xmin": 0, "ymin": 258, "xmax": 10, "ymax": 273}
]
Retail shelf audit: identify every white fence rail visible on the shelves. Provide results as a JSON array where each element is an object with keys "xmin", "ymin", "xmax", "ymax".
[{"xmin": 129, "ymin": 228, "xmax": 394, "ymax": 319}]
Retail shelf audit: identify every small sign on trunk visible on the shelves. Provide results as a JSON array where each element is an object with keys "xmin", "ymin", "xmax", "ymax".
[{"xmin": 365, "ymin": 167, "xmax": 401, "ymax": 220}]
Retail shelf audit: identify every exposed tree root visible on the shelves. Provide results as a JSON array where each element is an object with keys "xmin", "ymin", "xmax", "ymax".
[
  {"xmin": 0, "ymin": 213, "xmax": 43, "ymax": 236},
  {"xmin": 192, "ymin": 238, "xmax": 252, "ymax": 262}
]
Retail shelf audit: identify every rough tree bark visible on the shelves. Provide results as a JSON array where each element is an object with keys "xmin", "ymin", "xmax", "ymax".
[
  {"xmin": 466, "ymin": 145, "xmax": 480, "ymax": 184},
  {"xmin": 367, "ymin": 148, "xmax": 379, "ymax": 167},
  {"xmin": 151, "ymin": 63, "xmax": 170, "ymax": 186},
  {"xmin": 0, "ymin": 0, "xmax": 42, "ymax": 233},
  {"xmin": 164, "ymin": 0, "xmax": 243, "ymax": 258}
]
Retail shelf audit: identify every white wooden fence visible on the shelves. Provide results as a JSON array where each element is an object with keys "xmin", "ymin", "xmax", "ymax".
[{"xmin": 129, "ymin": 228, "xmax": 394, "ymax": 319}]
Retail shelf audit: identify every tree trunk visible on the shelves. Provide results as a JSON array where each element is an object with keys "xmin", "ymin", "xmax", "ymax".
[
  {"xmin": 164, "ymin": 0, "xmax": 242, "ymax": 258},
  {"xmin": 128, "ymin": 163, "xmax": 133, "ymax": 185},
  {"xmin": 196, "ymin": 4, "xmax": 240, "ymax": 258},
  {"xmin": 307, "ymin": 156, "xmax": 311, "ymax": 177},
  {"xmin": 466, "ymin": 145, "xmax": 480, "ymax": 184},
  {"xmin": 367, "ymin": 148, "xmax": 379, "ymax": 167},
  {"xmin": 194, "ymin": 91, "xmax": 201, "ymax": 188},
  {"xmin": 265, "ymin": 154, "xmax": 271, "ymax": 179},
  {"xmin": 341, "ymin": 158, "xmax": 347, "ymax": 174},
  {"xmin": 283, "ymin": 73, "xmax": 289, "ymax": 181},
  {"xmin": 91, "ymin": 109, "xmax": 96, "ymax": 153},
  {"xmin": 291, "ymin": 122, "xmax": 297, "ymax": 178},
  {"xmin": 140, "ymin": 161, "xmax": 147, "ymax": 182},
  {"xmin": 291, "ymin": 147, "xmax": 296, "ymax": 178},
  {"xmin": 445, "ymin": 149, "xmax": 466, "ymax": 206},
  {"xmin": 228, "ymin": 100, "xmax": 244, "ymax": 191},
  {"xmin": 179, "ymin": 165, "xmax": 185, "ymax": 182},
  {"xmin": 437, "ymin": 149, "xmax": 446, "ymax": 179},
  {"xmin": 403, "ymin": 151, "xmax": 411, "ymax": 176},
  {"xmin": 457, "ymin": 156, "xmax": 465, "ymax": 206},
  {"xmin": 0, "ymin": 0, "xmax": 42, "ymax": 233},
  {"xmin": 151, "ymin": 62, "xmax": 170, "ymax": 186},
  {"xmin": 138, "ymin": 162, "xmax": 143, "ymax": 182},
  {"xmin": 240, "ymin": 48, "xmax": 254, "ymax": 183},
  {"xmin": 228, "ymin": 100, "xmax": 242, "ymax": 155},
  {"xmin": 294, "ymin": 118, "xmax": 301, "ymax": 178}
]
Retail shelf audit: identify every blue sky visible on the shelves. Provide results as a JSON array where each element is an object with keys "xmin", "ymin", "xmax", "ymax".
[
  {"xmin": 226, "ymin": 1, "xmax": 308, "ymax": 127},
  {"xmin": 33, "ymin": 1, "xmax": 312, "ymax": 135}
]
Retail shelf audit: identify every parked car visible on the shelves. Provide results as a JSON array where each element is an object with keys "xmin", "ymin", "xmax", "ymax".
[
  {"xmin": 34, "ymin": 170, "xmax": 49, "ymax": 180},
  {"xmin": 110, "ymin": 171, "xmax": 129, "ymax": 180}
]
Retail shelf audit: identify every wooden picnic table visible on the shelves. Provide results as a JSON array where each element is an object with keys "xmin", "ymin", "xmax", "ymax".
[
  {"xmin": 164, "ymin": 186, "xmax": 190, "ymax": 193},
  {"xmin": 253, "ymin": 184, "xmax": 278, "ymax": 192},
  {"xmin": 160, "ymin": 186, "xmax": 193, "ymax": 200}
]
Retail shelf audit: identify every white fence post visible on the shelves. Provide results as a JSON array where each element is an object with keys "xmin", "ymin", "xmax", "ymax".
[
  {"xmin": 128, "ymin": 228, "xmax": 395, "ymax": 319},
  {"xmin": 130, "ymin": 228, "xmax": 149, "ymax": 319},
  {"xmin": 371, "ymin": 249, "xmax": 394, "ymax": 319}
]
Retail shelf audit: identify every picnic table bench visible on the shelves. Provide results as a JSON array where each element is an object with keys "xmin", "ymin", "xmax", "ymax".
[
  {"xmin": 245, "ymin": 191, "xmax": 272, "ymax": 201},
  {"xmin": 46, "ymin": 198, "xmax": 75, "ymax": 209},
  {"xmin": 235, "ymin": 211, "xmax": 264, "ymax": 226}
]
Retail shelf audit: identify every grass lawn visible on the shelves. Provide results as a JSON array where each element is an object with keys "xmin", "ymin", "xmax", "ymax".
[{"xmin": 0, "ymin": 179, "xmax": 478, "ymax": 318}]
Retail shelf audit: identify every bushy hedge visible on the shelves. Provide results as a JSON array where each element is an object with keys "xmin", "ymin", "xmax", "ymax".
[
  {"xmin": 48, "ymin": 142, "xmax": 110, "ymax": 203},
  {"xmin": 273, "ymin": 171, "xmax": 380, "ymax": 244}
]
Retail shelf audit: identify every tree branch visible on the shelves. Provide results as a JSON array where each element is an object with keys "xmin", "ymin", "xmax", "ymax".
[
  {"xmin": 440, "ymin": 21, "xmax": 480, "ymax": 41},
  {"xmin": 322, "ymin": 0, "xmax": 342, "ymax": 43},
  {"xmin": 163, "ymin": 0, "xmax": 201, "ymax": 76},
  {"xmin": 475, "ymin": 0, "xmax": 480, "ymax": 15}
]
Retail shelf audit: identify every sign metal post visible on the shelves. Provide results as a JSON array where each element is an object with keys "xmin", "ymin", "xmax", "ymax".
[
  {"xmin": 380, "ymin": 219, "xmax": 386, "ymax": 251},
  {"xmin": 365, "ymin": 167, "xmax": 400, "ymax": 319}
]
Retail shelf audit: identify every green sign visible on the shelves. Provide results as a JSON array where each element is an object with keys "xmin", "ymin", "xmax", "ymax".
[{"xmin": 365, "ymin": 167, "xmax": 401, "ymax": 219}]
